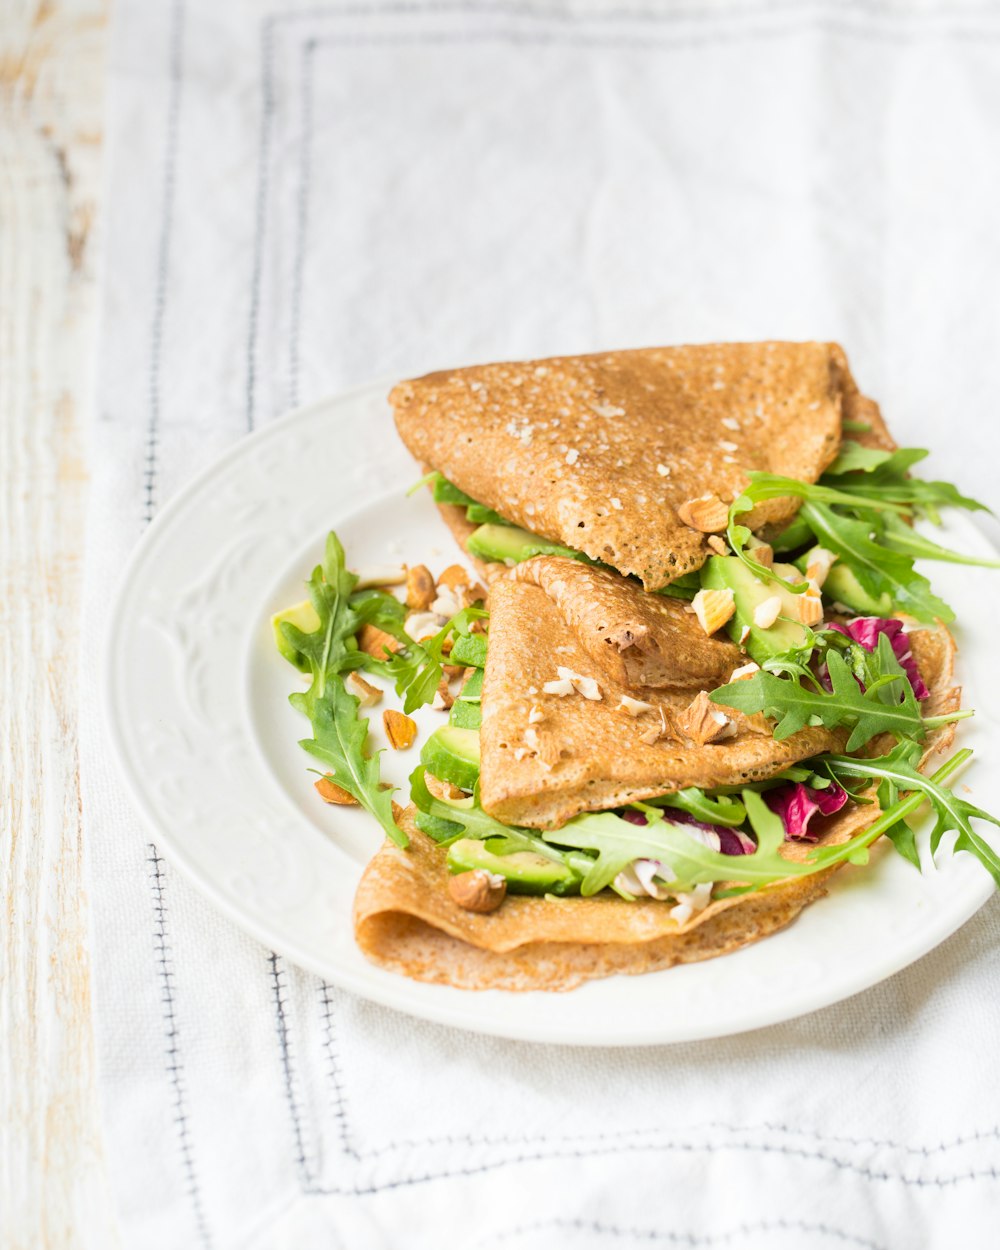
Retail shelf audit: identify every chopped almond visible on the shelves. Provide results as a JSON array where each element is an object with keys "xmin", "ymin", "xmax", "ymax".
[
  {"xmin": 358, "ymin": 623, "xmax": 402, "ymax": 658},
  {"xmin": 441, "ymin": 636, "xmax": 454, "ymax": 656},
  {"xmin": 677, "ymin": 494, "xmax": 729, "ymax": 533},
  {"xmin": 729, "ymin": 661, "xmax": 760, "ymax": 681},
  {"xmin": 677, "ymin": 691, "xmax": 736, "ymax": 746},
  {"xmin": 345, "ymin": 671, "xmax": 382, "ymax": 707},
  {"xmin": 425, "ymin": 772, "xmax": 466, "ymax": 801},
  {"xmin": 405, "ymin": 563, "xmax": 436, "ymax": 611},
  {"xmin": 437, "ymin": 564, "xmax": 470, "ymax": 592},
  {"xmin": 383, "ymin": 709, "xmax": 418, "ymax": 750},
  {"xmin": 805, "ymin": 547, "xmax": 838, "ymax": 588},
  {"xmin": 706, "ymin": 534, "xmax": 729, "ymax": 556},
  {"xmin": 433, "ymin": 676, "xmax": 455, "ymax": 710},
  {"xmin": 462, "ymin": 582, "xmax": 488, "ymax": 606},
  {"xmin": 469, "ymin": 617, "xmax": 487, "ymax": 635},
  {"xmin": 792, "ymin": 590, "xmax": 824, "ymax": 627},
  {"xmin": 315, "ymin": 776, "xmax": 359, "ymax": 806},
  {"xmin": 746, "ymin": 536, "xmax": 774, "ymax": 569},
  {"xmin": 753, "ymin": 596, "xmax": 782, "ymax": 629},
  {"xmin": 351, "ymin": 564, "xmax": 406, "ymax": 589},
  {"xmin": 691, "ymin": 587, "xmax": 736, "ymax": 636},
  {"xmin": 619, "ymin": 695, "xmax": 656, "ymax": 717},
  {"xmin": 442, "ymin": 663, "xmax": 465, "ymax": 679}
]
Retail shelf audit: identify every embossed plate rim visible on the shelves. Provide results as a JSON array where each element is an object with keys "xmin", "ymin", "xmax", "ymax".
[{"xmin": 103, "ymin": 381, "xmax": 1000, "ymax": 1045}]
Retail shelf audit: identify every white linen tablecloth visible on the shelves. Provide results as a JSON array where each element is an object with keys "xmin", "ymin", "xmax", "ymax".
[{"xmin": 82, "ymin": 3, "xmax": 1000, "ymax": 1247}]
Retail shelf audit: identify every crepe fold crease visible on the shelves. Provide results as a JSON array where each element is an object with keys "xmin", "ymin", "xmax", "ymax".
[{"xmin": 390, "ymin": 341, "xmax": 877, "ymax": 589}]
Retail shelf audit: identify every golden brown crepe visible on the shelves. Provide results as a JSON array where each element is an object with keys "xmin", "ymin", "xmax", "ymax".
[
  {"xmin": 353, "ymin": 624, "xmax": 959, "ymax": 992},
  {"xmin": 390, "ymin": 342, "xmax": 878, "ymax": 589},
  {"xmin": 479, "ymin": 562, "xmax": 845, "ymax": 829}
]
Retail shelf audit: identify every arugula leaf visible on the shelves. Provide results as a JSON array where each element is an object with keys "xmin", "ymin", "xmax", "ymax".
[
  {"xmin": 280, "ymin": 531, "xmax": 405, "ymax": 847},
  {"xmin": 710, "ymin": 638, "xmax": 966, "ymax": 750},
  {"xmin": 878, "ymin": 513, "xmax": 1000, "ymax": 569},
  {"xmin": 823, "ymin": 749, "xmax": 1000, "ymax": 887},
  {"xmin": 294, "ymin": 679, "xmax": 403, "ymax": 846},
  {"xmin": 380, "ymin": 605, "xmax": 488, "ymax": 714},
  {"xmin": 648, "ymin": 788, "xmax": 748, "ymax": 827},
  {"xmin": 824, "ymin": 440, "xmax": 894, "ymax": 475},
  {"xmin": 798, "ymin": 501, "xmax": 955, "ymax": 623}
]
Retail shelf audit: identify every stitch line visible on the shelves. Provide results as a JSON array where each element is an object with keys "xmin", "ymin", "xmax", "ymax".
[
  {"xmin": 318, "ymin": 981, "xmax": 355, "ymax": 1158},
  {"xmin": 148, "ymin": 847, "xmax": 212, "ymax": 1248},
  {"xmin": 269, "ymin": 952, "xmax": 314, "ymax": 1187},
  {"xmin": 295, "ymin": 1133, "xmax": 1000, "ymax": 1196},
  {"xmin": 288, "ymin": 38, "xmax": 317, "ymax": 412},
  {"xmin": 249, "ymin": 0, "xmax": 1000, "ymax": 429},
  {"xmin": 144, "ymin": 0, "xmax": 185, "ymax": 526},
  {"xmin": 472, "ymin": 1216, "xmax": 885, "ymax": 1250}
]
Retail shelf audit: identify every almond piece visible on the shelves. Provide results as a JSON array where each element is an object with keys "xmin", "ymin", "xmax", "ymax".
[
  {"xmin": 469, "ymin": 617, "xmax": 487, "ymax": 635},
  {"xmin": 442, "ymin": 663, "xmax": 465, "ymax": 679},
  {"xmin": 433, "ymin": 676, "xmax": 455, "ymax": 711},
  {"xmin": 619, "ymin": 695, "xmax": 656, "ymax": 717},
  {"xmin": 746, "ymin": 536, "xmax": 774, "ymax": 569},
  {"xmin": 729, "ymin": 661, "xmax": 760, "ymax": 681},
  {"xmin": 677, "ymin": 494, "xmax": 729, "ymax": 533},
  {"xmin": 805, "ymin": 547, "xmax": 838, "ymax": 588},
  {"xmin": 691, "ymin": 587, "xmax": 736, "ymax": 636},
  {"xmin": 358, "ymin": 623, "xmax": 402, "ymax": 658},
  {"xmin": 792, "ymin": 590, "xmax": 824, "ymax": 627},
  {"xmin": 406, "ymin": 563, "xmax": 436, "ymax": 611},
  {"xmin": 383, "ymin": 709, "xmax": 417, "ymax": 750},
  {"xmin": 753, "ymin": 596, "xmax": 782, "ymax": 629},
  {"xmin": 461, "ymin": 582, "xmax": 488, "ymax": 607},
  {"xmin": 448, "ymin": 869, "xmax": 507, "ymax": 913},
  {"xmin": 344, "ymin": 671, "xmax": 382, "ymax": 707},
  {"xmin": 315, "ymin": 776, "xmax": 359, "ymax": 805},
  {"xmin": 351, "ymin": 564, "xmax": 407, "ymax": 589},
  {"xmin": 425, "ymin": 772, "xmax": 466, "ymax": 801},
  {"xmin": 437, "ymin": 564, "xmax": 470, "ymax": 592},
  {"xmin": 677, "ymin": 691, "xmax": 736, "ymax": 746},
  {"xmin": 706, "ymin": 534, "xmax": 729, "ymax": 556}
]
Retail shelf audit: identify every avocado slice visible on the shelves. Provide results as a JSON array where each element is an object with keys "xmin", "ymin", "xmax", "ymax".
[
  {"xmin": 450, "ymin": 632, "xmax": 488, "ymax": 668},
  {"xmin": 821, "ymin": 563, "xmax": 893, "ymax": 617},
  {"xmin": 449, "ymin": 667, "xmax": 483, "ymax": 730},
  {"xmin": 446, "ymin": 837, "xmax": 580, "ymax": 896},
  {"xmin": 466, "ymin": 522, "xmax": 584, "ymax": 566},
  {"xmin": 770, "ymin": 514, "xmax": 815, "ymax": 554},
  {"xmin": 431, "ymin": 475, "xmax": 478, "ymax": 507},
  {"xmin": 701, "ymin": 556, "xmax": 812, "ymax": 664},
  {"xmin": 420, "ymin": 725, "xmax": 481, "ymax": 791},
  {"xmin": 272, "ymin": 599, "xmax": 320, "ymax": 670}
]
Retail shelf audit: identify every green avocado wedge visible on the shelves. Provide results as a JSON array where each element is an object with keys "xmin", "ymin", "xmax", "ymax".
[
  {"xmin": 446, "ymin": 838, "xmax": 581, "ymax": 895},
  {"xmin": 700, "ymin": 556, "xmax": 812, "ymax": 665},
  {"xmin": 420, "ymin": 725, "xmax": 481, "ymax": 792}
]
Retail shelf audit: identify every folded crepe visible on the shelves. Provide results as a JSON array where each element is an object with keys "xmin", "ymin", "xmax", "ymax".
[
  {"xmin": 355, "ymin": 670, "xmax": 957, "ymax": 993},
  {"xmin": 391, "ymin": 342, "xmax": 878, "ymax": 589},
  {"xmin": 479, "ymin": 558, "xmax": 845, "ymax": 828}
]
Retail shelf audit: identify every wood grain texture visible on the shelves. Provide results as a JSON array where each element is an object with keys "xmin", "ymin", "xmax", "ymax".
[{"xmin": 0, "ymin": 2, "xmax": 119, "ymax": 1246}]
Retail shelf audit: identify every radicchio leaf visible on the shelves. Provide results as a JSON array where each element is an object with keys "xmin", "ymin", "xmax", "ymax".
[
  {"xmin": 827, "ymin": 618, "xmax": 930, "ymax": 701},
  {"xmin": 765, "ymin": 781, "xmax": 849, "ymax": 842}
]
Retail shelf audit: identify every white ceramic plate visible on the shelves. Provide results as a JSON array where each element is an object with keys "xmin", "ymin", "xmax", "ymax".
[{"xmin": 104, "ymin": 381, "xmax": 1000, "ymax": 1045}]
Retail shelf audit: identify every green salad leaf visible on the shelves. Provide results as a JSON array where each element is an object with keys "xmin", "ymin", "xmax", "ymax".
[
  {"xmin": 710, "ymin": 635, "xmax": 968, "ymax": 750},
  {"xmin": 279, "ymin": 531, "xmax": 405, "ymax": 847},
  {"xmin": 380, "ymin": 604, "xmax": 488, "ymax": 714}
]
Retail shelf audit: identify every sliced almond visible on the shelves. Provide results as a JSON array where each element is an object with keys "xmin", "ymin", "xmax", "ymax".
[
  {"xmin": 344, "ymin": 671, "xmax": 382, "ymax": 707},
  {"xmin": 357, "ymin": 624, "xmax": 402, "ymax": 658},
  {"xmin": 405, "ymin": 563, "xmax": 437, "ymax": 611},
  {"xmin": 691, "ymin": 587, "xmax": 736, "ymax": 636},
  {"xmin": 746, "ymin": 536, "xmax": 774, "ymax": 569},
  {"xmin": 753, "ymin": 596, "xmax": 782, "ymax": 629},
  {"xmin": 383, "ymin": 709, "xmax": 417, "ymax": 750},
  {"xmin": 677, "ymin": 494, "xmax": 729, "ymax": 533},
  {"xmin": 425, "ymin": 772, "xmax": 466, "ymax": 801},
  {"xmin": 315, "ymin": 776, "xmax": 359, "ymax": 806},
  {"xmin": 437, "ymin": 564, "xmax": 470, "ymax": 592},
  {"xmin": 706, "ymin": 534, "xmax": 729, "ymax": 556},
  {"xmin": 677, "ymin": 691, "xmax": 736, "ymax": 746}
]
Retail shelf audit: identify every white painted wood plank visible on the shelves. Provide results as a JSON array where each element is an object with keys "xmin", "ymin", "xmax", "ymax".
[{"xmin": 0, "ymin": 3, "xmax": 119, "ymax": 1246}]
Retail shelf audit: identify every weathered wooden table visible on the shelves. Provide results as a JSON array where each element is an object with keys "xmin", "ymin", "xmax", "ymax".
[{"xmin": 2, "ymin": 3, "xmax": 120, "ymax": 1245}]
